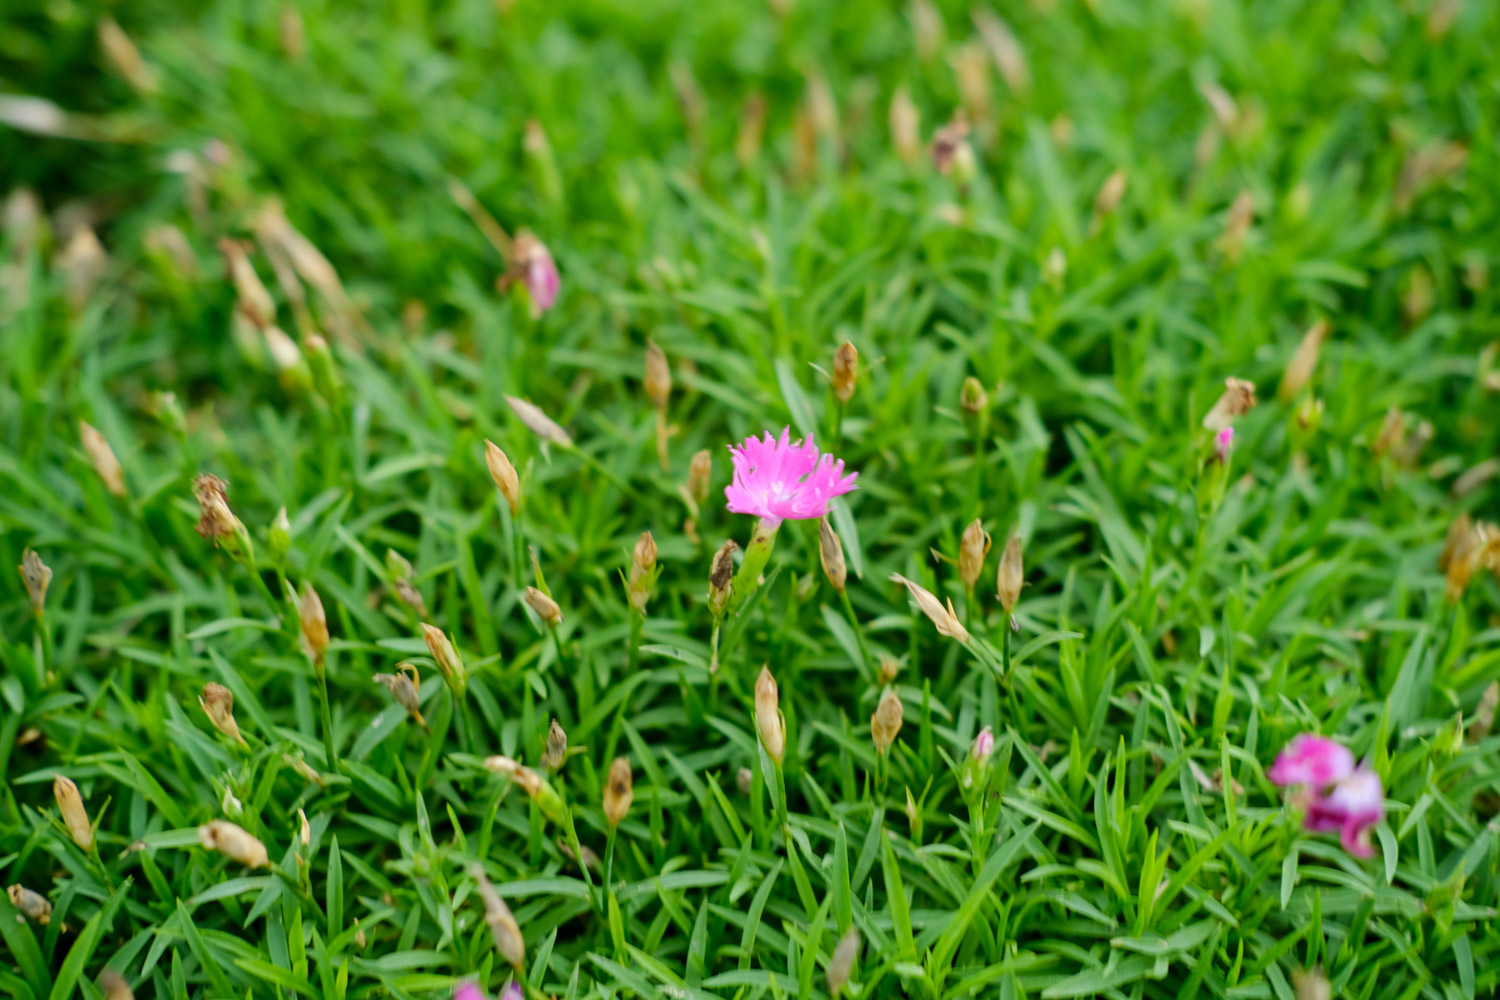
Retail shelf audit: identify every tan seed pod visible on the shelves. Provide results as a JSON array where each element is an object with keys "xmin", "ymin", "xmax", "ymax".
[
  {"xmin": 541, "ymin": 718, "xmax": 568, "ymax": 771},
  {"xmin": 818, "ymin": 517, "xmax": 847, "ymax": 593},
  {"xmin": 100, "ymin": 969, "xmax": 134, "ymax": 1000},
  {"xmin": 604, "ymin": 757, "xmax": 634, "ymax": 827},
  {"xmin": 200, "ymin": 682, "xmax": 248, "ymax": 746},
  {"xmin": 219, "ymin": 239, "xmax": 276, "ymax": 329},
  {"xmin": 754, "ymin": 666, "xmax": 785, "ymax": 764},
  {"xmin": 644, "ymin": 341, "xmax": 672, "ymax": 410},
  {"xmin": 374, "ymin": 664, "xmax": 427, "ymax": 729},
  {"xmin": 54, "ymin": 775, "xmax": 93, "ymax": 851},
  {"xmin": 192, "ymin": 474, "xmax": 241, "ymax": 546},
  {"xmin": 1092, "ymin": 170, "xmax": 1128, "ymax": 221},
  {"xmin": 421, "ymin": 624, "xmax": 466, "ymax": 693},
  {"xmin": 299, "ymin": 583, "xmax": 329, "ymax": 663},
  {"xmin": 996, "ymin": 533, "xmax": 1024, "ymax": 613},
  {"xmin": 628, "ymin": 531, "xmax": 657, "ymax": 615},
  {"xmin": 870, "ymin": 690, "xmax": 904, "ymax": 755},
  {"xmin": 525, "ymin": 587, "xmax": 563, "ymax": 626},
  {"xmin": 832, "ymin": 342, "xmax": 858, "ymax": 404},
  {"xmin": 198, "ymin": 819, "xmax": 269, "ymax": 868},
  {"xmin": 7, "ymin": 884, "xmax": 51, "ymax": 925},
  {"xmin": 18, "ymin": 549, "xmax": 51, "ymax": 614},
  {"xmin": 889, "ymin": 88, "xmax": 921, "ymax": 165},
  {"xmin": 79, "ymin": 421, "xmax": 126, "ymax": 497},
  {"xmin": 505, "ymin": 395, "xmax": 573, "ymax": 448},
  {"xmin": 708, "ymin": 539, "xmax": 738, "ymax": 617},
  {"xmin": 687, "ymin": 450, "xmax": 712, "ymax": 506},
  {"xmin": 890, "ymin": 574, "xmax": 970, "ymax": 643},
  {"xmin": 959, "ymin": 520, "xmax": 991, "ymax": 590},
  {"xmin": 484, "ymin": 440, "xmax": 522, "ymax": 515}
]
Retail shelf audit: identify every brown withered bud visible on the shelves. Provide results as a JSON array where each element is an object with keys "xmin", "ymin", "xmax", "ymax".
[
  {"xmin": 297, "ymin": 808, "xmax": 311, "ymax": 848},
  {"xmin": 832, "ymin": 341, "xmax": 858, "ymax": 404},
  {"xmin": 708, "ymin": 540, "xmax": 738, "ymax": 618},
  {"xmin": 754, "ymin": 666, "xmax": 785, "ymax": 764},
  {"xmin": 1092, "ymin": 170, "xmax": 1128, "ymax": 223},
  {"xmin": 996, "ymin": 533, "xmax": 1024, "ymax": 613},
  {"xmin": 60, "ymin": 227, "xmax": 107, "ymax": 311},
  {"xmin": 1453, "ymin": 460, "xmax": 1499, "ymax": 500},
  {"xmin": 890, "ymin": 574, "xmax": 970, "ymax": 643},
  {"xmin": 374, "ymin": 664, "xmax": 427, "ymax": 730},
  {"xmin": 54, "ymin": 775, "xmax": 93, "ymax": 851},
  {"xmin": 1438, "ymin": 513, "xmax": 1473, "ymax": 574},
  {"xmin": 525, "ymin": 587, "xmax": 563, "ymax": 626},
  {"xmin": 931, "ymin": 116, "xmax": 972, "ymax": 177},
  {"xmin": 219, "ymin": 239, "xmax": 275, "ymax": 329},
  {"xmin": 198, "ymin": 820, "xmax": 269, "ymax": 868},
  {"xmin": 283, "ymin": 754, "xmax": 325, "ymax": 787},
  {"xmin": 505, "ymin": 395, "xmax": 573, "ymax": 448},
  {"xmin": 200, "ymin": 683, "xmax": 248, "ymax": 746},
  {"xmin": 870, "ymin": 690, "xmax": 904, "ymax": 755},
  {"xmin": 19, "ymin": 549, "xmax": 51, "ymax": 614},
  {"xmin": 473, "ymin": 867, "xmax": 525, "ymax": 971},
  {"xmin": 98, "ymin": 19, "xmax": 158, "ymax": 95},
  {"xmin": 973, "ymin": 9, "xmax": 1030, "ymax": 97},
  {"xmin": 910, "ymin": 0, "xmax": 945, "ymax": 62},
  {"xmin": 818, "ymin": 517, "xmax": 847, "ymax": 593},
  {"xmin": 79, "ymin": 421, "xmax": 127, "ymax": 497},
  {"xmin": 878, "ymin": 656, "xmax": 900, "ymax": 685},
  {"xmin": 1291, "ymin": 968, "xmax": 1331, "ymax": 1000},
  {"xmin": 99, "ymin": 970, "xmax": 134, "ymax": 1000},
  {"xmin": 827, "ymin": 927, "xmax": 861, "ymax": 997},
  {"xmin": 1279, "ymin": 319, "xmax": 1329, "ymax": 402},
  {"xmin": 1201, "ymin": 377, "xmax": 1258, "ymax": 433},
  {"xmin": 299, "ymin": 583, "xmax": 329, "ymax": 665},
  {"xmin": 8, "ymin": 884, "xmax": 51, "ymax": 925},
  {"xmin": 484, "ymin": 440, "xmax": 522, "ymax": 515},
  {"xmin": 604, "ymin": 757, "xmax": 634, "ymax": 827},
  {"xmin": 192, "ymin": 474, "xmax": 241, "ymax": 546},
  {"xmin": 541, "ymin": 718, "xmax": 568, "ymax": 771},
  {"xmin": 959, "ymin": 520, "xmax": 991, "ymax": 591},
  {"xmin": 688, "ymin": 450, "xmax": 712, "ymax": 506},
  {"xmin": 628, "ymin": 531, "xmax": 657, "ymax": 615},
  {"xmin": 392, "ymin": 577, "xmax": 428, "ymax": 618},
  {"xmin": 1372, "ymin": 408, "xmax": 1405, "ymax": 460},
  {"xmin": 950, "ymin": 43, "xmax": 991, "ymax": 132},
  {"xmin": 890, "ymin": 88, "xmax": 921, "ymax": 165},
  {"xmin": 644, "ymin": 341, "xmax": 672, "ymax": 411}
]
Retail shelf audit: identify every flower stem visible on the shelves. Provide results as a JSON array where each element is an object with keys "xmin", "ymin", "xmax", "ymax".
[
  {"xmin": 838, "ymin": 588, "xmax": 874, "ymax": 685},
  {"xmin": 727, "ymin": 518, "xmax": 779, "ymax": 617}
]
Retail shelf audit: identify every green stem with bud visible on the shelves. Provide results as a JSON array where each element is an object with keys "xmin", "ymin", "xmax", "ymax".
[{"xmin": 727, "ymin": 518, "xmax": 779, "ymax": 617}]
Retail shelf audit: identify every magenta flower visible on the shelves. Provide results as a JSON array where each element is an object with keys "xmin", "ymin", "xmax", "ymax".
[
  {"xmin": 1214, "ymin": 425, "xmax": 1234, "ymax": 463},
  {"xmin": 512, "ymin": 230, "xmax": 559, "ymax": 316},
  {"xmin": 454, "ymin": 984, "xmax": 486, "ymax": 1000},
  {"xmin": 1268, "ymin": 734, "xmax": 1354, "ymax": 786},
  {"xmin": 969, "ymin": 726, "xmax": 995, "ymax": 765},
  {"xmin": 724, "ymin": 428, "xmax": 858, "ymax": 526},
  {"xmin": 501, "ymin": 983, "xmax": 524, "ymax": 1000}
]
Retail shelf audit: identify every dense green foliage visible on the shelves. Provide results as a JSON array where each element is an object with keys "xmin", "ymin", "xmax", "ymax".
[{"xmin": 3, "ymin": 0, "xmax": 1500, "ymax": 998}]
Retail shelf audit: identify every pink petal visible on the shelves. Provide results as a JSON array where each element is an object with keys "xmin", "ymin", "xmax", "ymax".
[{"xmin": 1268, "ymin": 734, "xmax": 1355, "ymax": 787}]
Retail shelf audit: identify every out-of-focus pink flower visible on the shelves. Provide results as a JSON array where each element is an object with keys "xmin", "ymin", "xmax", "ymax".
[
  {"xmin": 1268, "ymin": 734, "xmax": 1354, "ymax": 787},
  {"xmin": 724, "ymin": 427, "xmax": 858, "ymax": 526},
  {"xmin": 1305, "ymin": 766, "xmax": 1384, "ymax": 858},
  {"xmin": 511, "ymin": 230, "xmax": 559, "ymax": 315},
  {"xmin": 1214, "ymin": 425, "xmax": 1234, "ymax": 463},
  {"xmin": 454, "ymin": 983, "xmax": 486, "ymax": 1000},
  {"xmin": 501, "ymin": 982, "xmax": 524, "ymax": 1000},
  {"xmin": 969, "ymin": 726, "xmax": 994, "ymax": 765}
]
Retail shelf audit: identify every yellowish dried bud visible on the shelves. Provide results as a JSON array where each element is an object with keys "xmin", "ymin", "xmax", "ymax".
[
  {"xmin": 910, "ymin": 0, "xmax": 945, "ymax": 62},
  {"xmin": 198, "ymin": 819, "xmax": 269, "ymax": 868},
  {"xmin": 879, "ymin": 656, "xmax": 900, "ymax": 685},
  {"xmin": 299, "ymin": 583, "xmax": 329, "ymax": 664},
  {"xmin": 7, "ymin": 884, "xmax": 51, "ymax": 925},
  {"xmin": 1438, "ymin": 513, "xmax": 1472, "ymax": 574},
  {"xmin": 996, "ymin": 533, "xmax": 1024, "ymax": 613},
  {"xmin": 279, "ymin": 5, "xmax": 306, "ymax": 60},
  {"xmin": 264, "ymin": 326, "xmax": 302, "ymax": 373},
  {"xmin": 483, "ymin": 439, "xmax": 522, "ymax": 515},
  {"xmin": 18, "ymin": 549, "xmax": 51, "ymax": 614},
  {"xmin": 100, "ymin": 969, "xmax": 134, "ymax": 1000},
  {"xmin": 889, "ymin": 88, "xmax": 921, "ymax": 165},
  {"xmin": 905, "ymin": 786, "xmax": 921, "ymax": 836},
  {"xmin": 870, "ymin": 690, "xmax": 904, "ymax": 755},
  {"xmin": 688, "ymin": 449, "xmax": 712, "ymax": 506},
  {"xmin": 1092, "ymin": 170, "xmax": 1128, "ymax": 220},
  {"xmin": 374, "ymin": 664, "xmax": 427, "ymax": 729},
  {"xmin": 79, "ymin": 420, "xmax": 126, "ymax": 497},
  {"xmin": 1453, "ymin": 460, "xmax": 1498, "ymax": 500},
  {"xmin": 525, "ymin": 587, "xmax": 563, "ymax": 626},
  {"xmin": 1043, "ymin": 247, "xmax": 1067, "ymax": 287},
  {"xmin": 737, "ymin": 767, "xmax": 753, "ymax": 794},
  {"xmin": 890, "ymin": 574, "xmax": 970, "ymax": 643},
  {"xmin": 708, "ymin": 540, "xmax": 738, "ymax": 617},
  {"xmin": 644, "ymin": 341, "xmax": 672, "ymax": 410},
  {"xmin": 628, "ymin": 531, "xmax": 657, "ymax": 614},
  {"xmin": 474, "ymin": 867, "xmax": 526, "ymax": 970},
  {"xmin": 736, "ymin": 93, "xmax": 767, "ymax": 167},
  {"xmin": 219, "ymin": 239, "xmax": 275, "ymax": 328},
  {"xmin": 98, "ymin": 19, "xmax": 157, "ymax": 95},
  {"xmin": 951, "ymin": 43, "xmax": 992, "ymax": 129},
  {"xmin": 973, "ymin": 9, "xmax": 1030, "ymax": 97},
  {"xmin": 959, "ymin": 519, "xmax": 991, "ymax": 590},
  {"xmin": 54, "ymin": 775, "xmax": 93, "ymax": 851},
  {"xmin": 421, "ymin": 624, "xmax": 466, "ymax": 696},
  {"xmin": 192, "ymin": 474, "xmax": 244, "ymax": 550},
  {"xmin": 1291, "ymin": 968, "xmax": 1331, "ymax": 1000},
  {"xmin": 200, "ymin": 682, "xmax": 248, "ymax": 746},
  {"xmin": 144, "ymin": 223, "xmax": 198, "ymax": 281},
  {"xmin": 827, "ymin": 927, "xmax": 861, "ymax": 997},
  {"xmin": 829, "ymin": 341, "xmax": 860, "ymax": 405},
  {"xmin": 604, "ymin": 756, "xmax": 634, "ymax": 827},
  {"xmin": 297, "ymin": 808, "xmax": 311, "ymax": 848},
  {"xmin": 283, "ymin": 754, "xmax": 324, "ymax": 786},
  {"xmin": 818, "ymin": 517, "xmax": 847, "ymax": 593},
  {"xmin": 60, "ymin": 226, "xmax": 107, "ymax": 311},
  {"xmin": 1220, "ymin": 191, "xmax": 1255, "ymax": 264},
  {"xmin": 541, "ymin": 718, "xmax": 568, "ymax": 771},
  {"xmin": 505, "ymin": 395, "xmax": 573, "ymax": 448},
  {"xmin": 1372, "ymin": 408, "xmax": 1405, "ymax": 459},
  {"xmin": 754, "ymin": 666, "xmax": 785, "ymax": 764},
  {"xmin": 1201, "ymin": 377, "xmax": 1258, "ymax": 433},
  {"xmin": 1279, "ymin": 319, "xmax": 1329, "ymax": 402}
]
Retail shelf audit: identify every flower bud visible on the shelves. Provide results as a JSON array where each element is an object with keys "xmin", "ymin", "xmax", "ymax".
[
  {"xmin": 374, "ymin": 664, "xmax": 427, "ymax": 729},
  {"xmin": 484, "ymin": 440, "xmax": 522, "ymax": 515},
  {"xmin": 486, "ymin": 757, "xmax": 566, "ymax": 824},
  {"xmin": 299, "ymin": 583, "xmax": 329, "ymax": 666},
  {"xmin": 283, "ymin": 754, "xmax": 324, "ymax": 787},
  {"xmin": 297, "ymin": 808, "xmax": 311, "ymax": 848},
  {"xmin": 878, "ymin": 656, "xmax": 900, "ymax": 685},
  {"xmin": 604, "ymin": 757, "xmax": 634, "ymax": 827},
  {"xmin": 79, "ymin": 420, "xmax": 127, "ymax": 497},
  {"xmin": 708, "ymin": 540, "xmax": 737, "ymax": 618},
  {"xmin": 505, "ymin": 395, "xmax": 573, "ymax": 448},
  {"xmin": 192, "ymin": 474, "xmax": 250, "ymax": 557},
  {"xmin": 1092, "ymin": 169, "xmax": 1128, "ymax": 222},
  {"xmin": 905, "ymin": 787, "xmax": 922, "ymax": 838},
  {"xmin": 1043, "ymin": 247, "xmax": 1067, "ymax": 288},
  {"xmin": 628, "ymin": 531, "xmax": 657, "ymax": 615},
  {"xmin": 1467, "ymin": 681, "xmax": 1499, "ymax": 743},
  {"xmin": 818, "ymin": 517, "xmax": 847, "ymax": 593},
  {"xmin": 268, "ymin": 506, "xmax": 292, "ymax": 562},
  {"xmin": 1295, "ymin": 398, "xmax": 1324, "ymax": 433},
  {"xmin": 7, "ymin": 884, "xmax": 51, "ymax": 925},
  {"xmin": 832, "ymin": 341, "xmax": 858, "ymax": 404},
  {"xmin": 53, "ymin": 775, "xmax": 92, "ymax": 851},
  {"xmin": 1213, "ymin": 426, "xmax": 1235, "ymax": 464},
  {"xmin": 737, "ymin": 767, "xmax": 753, "ymax": 795},
  {"xmin": 970, "ymin": 726, "xmax": 995, "ymax": 765},
  {"xmin": 1201, "ymin": 377, "xmax": 1258, "ymax": 433},
  {"xmin": 931, "ymin": 117, "xmax": 972, "ymax": 177},
  {"xmin": 827, "ymin": 927, "xmax": 860, "ymax": 997},
  {"xmin": 421, "ymin": 624, "xmax": 466, "ymax": 697},
  {"xmin": 18, "ymin": 549, "xmax": 51, "ymax": 614},
  {"xmin": 754, "ymin": 666, "xmax": 785, "ymax": 764},
  {"xmin": 1372, "ymin": 408, "xmax": 1405, "ymax": 460},
  {"xmin": 1279, "ymin": 319, "xmax": 1328, "ymax": 402},
  {"xmin": 1291, "ymin": 968, "xmax": 1331, "ymax": 1000},
  {"xmin": 60, "ymin": 227, "xmax": 107, "ymax": 311},
  {"xmin": 525, "ymin": 587, "xmax": 563, "ymax": 626},
  {"xmin": 996, "ymin": 534, "xmax": 1024, "ymax": 613},
  {"xmin": 541, "ymin": 718, "xmax": 568, "ymax": 771},
  {"xmin": 198, "ymin": 819, "xmax": 269, "ymax": 868},
  {"xmin": 98, "ymin": 19, "xmax": 157, "ymax": 95},
  {"xmin": 959, "ymin": 520, "xmax": 991, "ymax": 590},
  {"xmin": 200, "ymin": 682, "xmax": 248, "ymax": 746},
  {"xmin": 736, "ymin": 93, "xmax": 767, "ymax": 167},
  {"xmin": 505, "ymin": 229, "xmax": 559, "ymax": 317},
  {"xmin": 644, "ymin": 341, "xmax": 672, "ymax": 410},
  {"xmin": 960, "ymin": 376, "xmax": 988, "ymax": 414},
  {"xmin": 221, "ymin": 786, "xmax": 242, "ymax": 817},
  {"xmin": 1220, "ymin": 191, "xmax": 1255, "ymax": 264},
  {"xmin": 473, "ymin": 867, "xmax": 525, "ymax": 970},
  {"xmin": 219, "ymin": 239, "xmax": 275, "ymax": 328},
  {"xmin": 870, "ymin": 690, "xmax": 904, "ymax": 755},
  {"xmin": 889, "ymin": 88, "xmax": 921, "ymax": 164},
  {"xmin": 688, "ymin": 450, "xmax": 712, "ymax": 506},
  {"xmin": 99, "ymin": 970, "xmax": 133, "ymax": 1000},
  {"xmin": 890, "ymin": 574, "xmax": 970, "ymax": 643}
]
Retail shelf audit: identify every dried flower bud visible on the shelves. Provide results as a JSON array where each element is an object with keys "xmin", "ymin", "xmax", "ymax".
[
  {"xmin": 1295, "ymin": 398, "xmax": 1325, "ymax": 433},
  {"xmin": 1468, "ymin": 681, "xmax": 1499, "ymax": 743},
  {"xmin": 283, "ymin": 754, "xmax": 324, "ymax": 786},
  {"xmin": 1043, "ymin": 247, "xmax": 1067, "ymax": 287},
  {"xmin": 737, "ymin": 767, "xmax": 753, "ymax": 795},
  {"xmin": 832, "ymin": 342, "xmax": 858, "ymax": 404},
  {"xmin": 754, "ymin": 666, "xmax": 786, "ymax": 764},
  {"xmin": 18, "ymin": 549, "xmax": 51, "ymax": 614},
  {"xmin": 505, "ymin": 395, "xmax": 572, "ymax": 448},
  {"xmin": 297, "ymin": 808, "xmax": 311, "ymax": 847},
  {"xmin": 910, "ymin": 0, "xmax": 945, "ymax": 62},
  {"xmin": 7, "ymin": 885, "xmax": 51, "ymax": 925},
  {"xmin": 421, "ymin": 624, "xmax": 466, "ymax": 697},
  {"xmin": 484, "ymin": 439, "xmax": 522, "ymax": 515},
  {"xmin": 890, "ymin": 574, "xmax": 970, "ymax": 643},
  {"xmin": 736, "ymin": 93, "xmax": 767, "ymax": 167},
  {"xmin": 192, "ymin": 474, "xmax": 247, "ymax": 553},
  {"xmin": 890, "ymin": 88, "xmax": 921, "ymax": 164},
  {"xmin": 220, "ymin": 239, "xmax": 275, "ymax": 329},
  {"xmin": 200, "ymin": 682, "xmax": 248, "ymax": 746},
  {"xmin": 1279, "ymin": 319, "xmax": 1329, "ymax": 402},
  {"xmin": 827, "ymin": 927, "xmax": 861, "ymax": 996},
  {"xmin": 871, "ymin": 690, "xmax": 904, "ymax": 755},
  {"xmin": 353, "ymin": 921, "xmax": 366, "ymax": 950},
  {"xmin": 1092, "ymin": 170, "xmax": 1128, "ymax": 221},
  {"xmin": 973, "ymin": 9, "xmax": 1030, "ymax": 97},
  {"xmin": 996, "ymin": 534, "xmax": 1024, "ymax": 613},
  {"xmin": 688, "ymin": 450, "xmax": 712, "ymax": 505},
  {"xmin": 100, "ymin": 970, "xmax": 134, "ymax": 1000},
  {"xmin": 708, "ymin": 540, "xmax": 738, "ymax": 617},
  {"xmin": 959, "ymin": 520, "xmax": 991, "ymax": 590},
  {"xmin": 486, "ymin": 757, "xmax": 566, "ymax": 824},
  {"xmin": 960, "ymin": 376, "xmax": 988, "ymax": 414},
  {"xmin": 932, "ymin": 117, "xmax": 972, "ymax": 177},
  {"xmin": 1220, "ymin": 191, "xmax": 1255, "ymax": 264},
  {"xmin": 1452, "ymin": 459, "xmax": 1498, "ymax": 500},
  {"xmin": 374, "ymin": 664, "xmax": 427, "ymax": 729},
  {"xmin": 619, "ymin": 530, "xmax": 656, "ymax": 616},
  {"xmin": 604, "ymin": 757, "xmax": 634, "ymax": 827},
  {"xmin": 503, "ymin": 230, "xmax": 559, "ymax": 317},
  {"xmin": 299, "ymin": 583, "xmax": 329, "ymax": 665},
  {"xmin": 878, "ymin": 656, "xmax": 900, "ymax": 685},
  {"xmin": 198, "ymin": 820, "xmax": 269, "ymax": 868},
  {"xmin": 542, "ymin": 718, "xmax": 568, "ymax": 771},
  {"xmin": 474, "ymin": 867, "xmax": 525, "ymax": 970},
  {"xmin": 1202, "ymin": 377, "xmax": 1258, "ymax": 433},
  {"xmin": 818, "ymin": 517, "xmax": 847, "ymax": 592},
  {"xmin": 1372, "ymin": 408, "xmax": 1405, "ymax": 460},
  {"xmin": 644, "ymin": 341, "xmax": 672, "ymax": 410},
  {"xmin": 79, "ymin": 420, "xmax": 126, "ymax": 497},
  {"xmin": 1291, "ymin": 968, "xmax": 1331, "ymax": 1000},
  {"xmin": 60, "ymin": 227, "xmax": 107, "ymax": 311},
  {"xmin": 98, "ymin": 19, "xmax": 158, "ymax": 95},
  {"xmin": 52, "ymin": 775, "xmax": 92, "ymax": 851},
  {"xmin": 951, "ymin": 43, "xmax": 991, "ymax": 132},
  {"xmin": 525, "ymin": 586, "xmax": 563, "ymax": 626}
]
